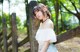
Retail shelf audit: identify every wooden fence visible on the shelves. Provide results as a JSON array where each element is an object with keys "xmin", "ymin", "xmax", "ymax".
[{"xmin": 0, "ymin": 13, "xmax": 29, "ymax": 52}]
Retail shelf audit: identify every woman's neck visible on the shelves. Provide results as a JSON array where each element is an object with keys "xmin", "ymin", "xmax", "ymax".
[{"xmin": 42, "ymin": 17, "xmax": 49, "ymax": 23}]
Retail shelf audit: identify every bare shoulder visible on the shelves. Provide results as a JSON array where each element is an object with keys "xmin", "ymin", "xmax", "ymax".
[
  {"xmin": 47, "ymin": 19, "xmax": 54, "ymax": 28},
  {"xmin": 47, "ymin": 19, "xmax": 53, "ymax": 25}
]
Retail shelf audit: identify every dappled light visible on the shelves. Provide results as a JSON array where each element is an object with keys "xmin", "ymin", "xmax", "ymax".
[{"xmin": 0, "ymin": 0, "xmax": 80, "ymax": 52}]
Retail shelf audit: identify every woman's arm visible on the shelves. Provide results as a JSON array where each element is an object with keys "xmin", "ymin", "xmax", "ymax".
[{"xmin": 41, "ymin": 40, "xmax": 50, "ymax": 52}]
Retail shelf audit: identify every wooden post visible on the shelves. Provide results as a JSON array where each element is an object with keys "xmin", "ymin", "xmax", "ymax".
[
  {"xmin": 0, "ymin": 32, "xmax": 2, "ymax": 47},
  {"xmin": 0, "ymin": 32, "xmax": 3, "ymax": 52},
  {"xmin": 2, "ymin": 17, "xmax": 8, "ymax": 52},
  {"xmin": 1, "ymin": 0, "xmax": 8, "ymax": 52},
  {"xmin": 11, "ymin": 13, "xmax": 18, "ymax": 52},
  {"xmin": 27, "ymin": 1, "xmax": 39, "ymax": 52}
]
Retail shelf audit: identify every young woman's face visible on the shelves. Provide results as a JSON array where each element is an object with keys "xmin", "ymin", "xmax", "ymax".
[{"xmin": 35, "ymin": 11, "xmax": 44, "ymax": 20}]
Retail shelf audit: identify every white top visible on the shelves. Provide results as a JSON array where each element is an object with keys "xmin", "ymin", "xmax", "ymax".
[{"xmin": 35, "ymin": 19, "xmax": 57, "ymax": 52}]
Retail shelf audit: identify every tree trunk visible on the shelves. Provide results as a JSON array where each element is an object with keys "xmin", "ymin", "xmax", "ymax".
[
  {"xmin": 75, "ymin": 13, "xmax": 80, "ymax": 24},
  {"xmin": 55, "ymin": 26, "xmax": 80, "ymax": 44},
  {"xmin": 26, "ymin": 1, "xmax": 39, "ymax": 52},
  {"xmin": 55, "ymin": 0, "xmax": 59, "ymax": 34},
  {"xmin": 0, "ymin": 48, "xmax": 2, "ymax": 52},
  {"xmin": 60, "ymin": 6, "xmax": 64, "ymax": 31}
]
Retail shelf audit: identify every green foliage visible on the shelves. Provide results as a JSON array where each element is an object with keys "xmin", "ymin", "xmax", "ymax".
[
  {"xmin": 0, "ymin": 12, "xmax": 22, "ymax": 30},
  {"xmin": 37, "ymin": 0, "xmax": 80, "ymax": 34},
  {"xmin": 1, "ymin": 0, "xmax": 79, "ymax": 35}
]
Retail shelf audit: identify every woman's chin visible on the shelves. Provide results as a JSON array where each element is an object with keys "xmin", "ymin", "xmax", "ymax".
[{"xmin": 38, "ymin": 18, "xmax": 42, "ymax": 20}]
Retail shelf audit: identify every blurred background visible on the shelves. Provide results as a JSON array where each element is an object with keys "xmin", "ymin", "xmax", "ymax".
[{"xmin": 0, "ymin": 0, "xmax": 80, "ymax": 52}]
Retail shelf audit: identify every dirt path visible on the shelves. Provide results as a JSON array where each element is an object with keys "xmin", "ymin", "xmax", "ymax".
[{"xmin": 56, "ymin": 37, "xmax": 80, "ymax": 52}]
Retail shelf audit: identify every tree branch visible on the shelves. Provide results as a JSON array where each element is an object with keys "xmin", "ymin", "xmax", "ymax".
[
  {"xmin": 60, "ymin": 2, "xmax": 76, "ymax": 16},
  {"xmin": 69, "ymin": 0, "xmax": 79, "ymax": 13}
]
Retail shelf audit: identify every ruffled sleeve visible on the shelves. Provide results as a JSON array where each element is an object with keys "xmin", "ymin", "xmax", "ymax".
[{"xmin": 35, "ymin": 29, "xmax": 57, "ymax": 43}]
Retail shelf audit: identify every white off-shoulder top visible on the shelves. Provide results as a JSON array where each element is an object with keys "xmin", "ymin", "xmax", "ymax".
[{"xmin": 35, "ymin": 19, "xmax": 57, "ymax": 52}]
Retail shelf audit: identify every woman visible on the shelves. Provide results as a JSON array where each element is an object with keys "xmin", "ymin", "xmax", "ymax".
[{"xmin": 33, "ymin": 3, "xmax": 58, "ymax": 52}]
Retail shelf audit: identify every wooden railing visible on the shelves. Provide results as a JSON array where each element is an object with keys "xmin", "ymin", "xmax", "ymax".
[{"xmin": 0, "ymin": 13, "xmax": 29, "ymax": 52}]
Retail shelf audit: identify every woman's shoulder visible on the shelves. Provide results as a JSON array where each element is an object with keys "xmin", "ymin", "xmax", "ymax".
[
  {"xmin": 48, "ymin": 19, "xmax": 53, "ymax": 22},
  {"xmin": 47, "ymin": 19, "xmax": 53, "ymax": 25},
  {"xmin": 39, "ymin": 18, "xmax": 53, "ymax": 27}
]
